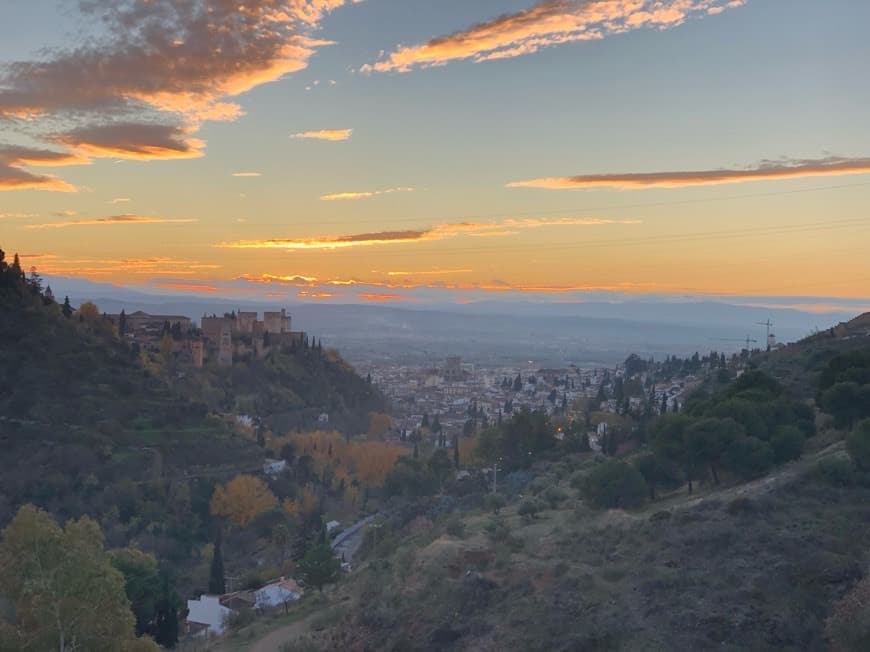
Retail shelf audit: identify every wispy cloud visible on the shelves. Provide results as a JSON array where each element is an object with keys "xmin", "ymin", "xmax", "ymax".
[
  {"xmin": 218, "ymin": 216, "xmax": 636, "ymax": 251},
  {"xmin": 232, "ymin": 172, "xmax": 262, "ymax": 177},
  {"xmin": 508, "ymin": 156, "xmax": 870, "ymax": 190},
  {"xmin": 363, "ymin": 0, "xmax": 747, "ymax": 73},
  {"xmin": 386, "ymin": 269, "xmax": 473, "ymax": 277},
  {"xmin": 0, "ymin": 212, "xmax": 36, "ymax": 219},
  {"xmin": 357, "ymin": 293, "xmax": 415, "ymax": 302},
  {"xmin": 0, "ymin": 1, "xmax": 359, "ymax": 189},
  {"xmin": 320, "ymin": 187, "xmax": 414, "ymax": 201},
  {"xmin": 0, "ymin": 146, "xmax": 85, "ymax": 192},
  {"xmin": 51, "ymin": 123, "xmax": 204, "ymax": 161},
  {"xmin": 26, "ymin": 213, "xmax": 198, "ymax": 229},
  {"xmin": 109, "ymin": 197, "xmax": 131, "ymax": 204},
  {"xmin": 30, "ymin": 256, "xmax": 219, "ymax": 278},
  {"xmin": 290, "ymin": 129, "xmax": 353, "ymax": 141}
]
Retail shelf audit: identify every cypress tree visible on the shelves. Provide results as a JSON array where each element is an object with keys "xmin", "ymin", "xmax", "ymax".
[
  {"xmin": 61, "ymin": 296, "xmax": 73, "ymax": 318},
  {"xmin": 154, "ymin": 571, "xmax": 180, "ymax": 648},
  {"xmin": 208, "ymin": 528, "xmax": 226, "ymax": 595}
]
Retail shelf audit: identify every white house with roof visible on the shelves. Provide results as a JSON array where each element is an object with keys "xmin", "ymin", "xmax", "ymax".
[
  {"xmin": 186, "ymin": 595, "xmax": 235, "ymax": 636},
  {"xmin": 254, "ymin": 578, "xmax": 303, "ymax": 610}
]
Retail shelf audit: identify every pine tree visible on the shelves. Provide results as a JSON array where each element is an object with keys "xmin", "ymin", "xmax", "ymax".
[
  {"xmin": 119, "ymin": 309, "xmax": 127, "ymax": 335},
  {"xmin": 208, "ymin": 528, "xmax": 226, "ymax": 595},
  {"xmin": 154, "ymin": 571, "xmax": 180, "ymax": 648},
  {"xmin": 61, "ymin": 296, "xmax": 73, "ymax": 318}
]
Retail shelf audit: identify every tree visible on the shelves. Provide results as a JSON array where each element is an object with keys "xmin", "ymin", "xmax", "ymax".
[
  {"xmin": 485, "ymin": 494, "xmax": 506, "ymax": 514},
  {"xmin": 684, "ymin": 417, "xmax": 744, "ymax": 484},
  {"xmin": 0, "ymin": 505, "xmax": 148, "ymax": 651},
  {"xmin": 209, "ymin": 528, "xmax": 226, "ymax": 595},
  {"xmin": 428, "ymin": 449, "xmax": 453, "ymax": 487},
  {"xmin": 770, "ymin": 425, "xmax": 805, "ymax": 463},
  {"xmin": 210, "ymin": 475, "xmax": 278, "ymax": 527},
  {"xmin": 78, "ymin": 300, "xmax": 100, "ymax": 322},
  {"xmin": 847, "ymin": 419, "xmax": 870, "ymax": 472},
  {"xmin": 153, "ymin": 570, "xmax": 181, "ymax": 648},
  {"xmin": 61, "ymin": 296, "xmax": 73, "ymax": 318},
  {"xmin": 111, "ymin": 548, "xmax": 161, "ymax": 637},
  {"xmin": 820, "ymin": 382, "xmax": 870, "ymax": 429},
  {"xmin": 517, "ymin": 497, "xmax": 544, "ymax": 520},
  {"xmin": 453, "ymin": 436, "xmax": 460, "ymax": 469},
  {"xmin": 368, "ymin": 412, "xmax": 393, "ymax": 440},
  {"xmin": 633, "ymin": 453, "xmax": 679, "ymax": 500},
  {"xmin": 582, "ymin": 460, "xmax": 648, "ymax": 509},
  {"xmin": 296, "ymin": 544, "xmax": 340, "ymax": 592},
  {"xmin": 119, "ymin": 308, "xmax": 127, "ymax": 335}
]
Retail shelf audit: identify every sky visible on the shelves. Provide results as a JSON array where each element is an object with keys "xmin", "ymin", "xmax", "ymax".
[{"xmin": 1, "ymin": 0, "xmax": 869, "ymax": 311}]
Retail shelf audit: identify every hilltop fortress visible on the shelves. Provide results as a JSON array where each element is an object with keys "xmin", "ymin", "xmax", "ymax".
[{"xmin": 109, "ymin": 308, "xmax": 307, "ymax": 367}]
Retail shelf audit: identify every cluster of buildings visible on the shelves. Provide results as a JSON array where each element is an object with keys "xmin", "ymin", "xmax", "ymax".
[
  {"xmin": 184, "ymin": 577, "xmax": 303, "ymax": 637},
  {"xmin": 368, "ymin": 354, "xmax": 705, "ymax": 448},
  {"xmin": 108, "ymin": 308, "xmax": 307, "ymax": 367}
]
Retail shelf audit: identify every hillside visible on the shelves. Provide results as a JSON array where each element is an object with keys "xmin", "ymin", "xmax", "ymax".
[
  {"xmin": 0, "ymin": 256, "xmax": 385, "ymax": 595},
  {"xmin": 226, "ymin": 318, "xmax": 870, "ymax": 652}
]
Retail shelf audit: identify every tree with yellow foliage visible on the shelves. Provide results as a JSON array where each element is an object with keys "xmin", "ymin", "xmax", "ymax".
[
  {"xmin": 210, "ymin": 475, "xmax": 277, "ymax": 527},
  {"xmin": 368, "ymin": 412, "xmax": 393, "ymax": 440},
  {"xmin": 282, "ymin": 484, "xmax": 320, "ymax": 524},
  {"xmin": 77, "ymin": 300, "xmax": 99, "ymax": 322}
]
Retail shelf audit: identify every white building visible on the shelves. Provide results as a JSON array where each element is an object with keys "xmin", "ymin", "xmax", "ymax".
[
  {"xmin": 186, "ymin": 595, "xmax": 235, "ymax": 636},
  {"xmin": 254, "ymin": 579, "xmax": 302, "ymax": 610},
  {"xmin": 263, "ymin": 459, "xmax": 287, "ymax": 476}
]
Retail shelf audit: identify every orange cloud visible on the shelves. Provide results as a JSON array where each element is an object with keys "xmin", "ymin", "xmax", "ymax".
[
  {"xmin": 52, "ymin": 123, "xmax": 205, "ymax": 161},
  {"xmin": 26, "ymin": 214, "xmax": 198, "ymax": 229},
  {"xmin": 153, "ymin": 282, "xmax": 221, "ymax": 294},
  {"xmin": 218, "ymin": 217, "xmax": 636, "ymax": 251},
  {"xmin": 363, "ymin": 0, "xmax": 747, "ymax": 73},
  {"xmin": 0, "ymin": 146, "xmax": 85, "ymax": 192},
  {"xmin": 0, "ymin": 1, "xmax": 357, "ymax": 188},
  {"xmin": 31, "ymin": 256, "xmax": 219, "ymax": 278},
  {"xmin": 357, "ymin": 293, "xmax": 415, "ymax": 302},
  {"xmin": 232, "ymin": 172, "xmax": 262, "ymax": 177},
  {"xmin": 298, "ymin": 290, "xmax": 336, "ymax": 299},
  {"xmin": 320, "ymin": 187, "xmax": 414, "ymax": 201},
  {"xmin": 508, "ymin": 156, "xmax": 870, "ymax": 190},
  {"xmin": 386, "ymin": 269, "xmax": 473, "ymax": 276},
  {"xmin": 291, "ymin": 129, "xmax": 353, "ymax": 141}
]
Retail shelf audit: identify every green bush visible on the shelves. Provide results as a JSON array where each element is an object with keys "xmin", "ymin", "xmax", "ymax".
[
  {"xmin": 445, "ymin": 516, "xmax": 466, "ymax": 538},
  {"xmin": 518, "ymin": 497, "xmax": 545, "ymax": 520},
  {"xmin": 484, "ymin": 493, "xmax": 507, "ymax": 514},
  {"xmin": 582, "ymin": 460, "xmax": 648, "ymax": 510},
  {"xmin": 542, "ymin": 484, "xmax": 569, "ymax": 508},
  {"xmin": 812, "ymin": 457, "xmax": 855, "ymax": 487},
  {"xmin": 846, "ymin": 419, "xmax": 870, "ymax": 471}
]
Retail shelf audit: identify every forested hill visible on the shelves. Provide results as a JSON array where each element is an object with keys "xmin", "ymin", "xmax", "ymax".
[{"xmin": 0, "ymin": 247, "xmax": 383, "ymax": 546}]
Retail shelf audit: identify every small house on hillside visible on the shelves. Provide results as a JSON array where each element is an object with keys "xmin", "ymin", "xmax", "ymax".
[
  {"xmin": 186, "ymin": 595, "xmax": 235, "ymax": 636},
  {"xmin": 263, "ymin": 459, "xmax": 287, "ymax": 476},
  {"xmin": 254, "ymin": 578, "xmax": 303, "ymax": 610}
]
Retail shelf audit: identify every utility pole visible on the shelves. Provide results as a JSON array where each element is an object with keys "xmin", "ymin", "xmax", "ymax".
[
  {"xmin": 757, "ymin": 319, "xmax": 773, "ymax": 349},
  {"xmin": 492, "ymin": 459, "xmax": 501, "ymax": 494}
]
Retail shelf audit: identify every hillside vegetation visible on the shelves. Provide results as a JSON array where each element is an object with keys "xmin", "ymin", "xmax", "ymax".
[{"xmin": 236, "ymin": 315, "xmax": 870, "ymax": 652}]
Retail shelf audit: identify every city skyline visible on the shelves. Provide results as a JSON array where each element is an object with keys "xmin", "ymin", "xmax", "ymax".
[{"xmin": 2, "ymin": 0, "xmax": 869, "ymax": 311}]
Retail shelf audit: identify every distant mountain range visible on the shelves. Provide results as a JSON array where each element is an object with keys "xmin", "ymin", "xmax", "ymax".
[{"xmin": 45, "ymin": 275, "xmax": 860, "ymax": 367}]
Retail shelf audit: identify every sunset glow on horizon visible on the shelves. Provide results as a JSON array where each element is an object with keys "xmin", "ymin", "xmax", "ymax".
[{"xmin": 2, "ymin": 0, "xmax": 869, "ymax": 307}]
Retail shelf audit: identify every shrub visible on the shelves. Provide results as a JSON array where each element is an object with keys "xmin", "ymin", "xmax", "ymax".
[
  {"xmin": 770, "ymin": 425, "xmax": 805, "ymax": 463},
  {"xmin": 649, "ymin": 510, "xmax": 671, "ymax": 523},
  {"xmin": 542, "ymin": 484, "xmax": 569, "ymax": 508},
  {"xmin": 812, "ymin": 457, "xmax": 855, "ymax": 487},
  {"xmin": 582, "ymin": 460, "xmax": 647, "ymax": 509},
  {"xmin": 445, "ymin": 516, "xmax": 466, "ymax": 538},
  {"xmin": 846, "ymin": 419, "xmax": 870, "ymax": 471},
  {"xmin": 484, "ymin": 517, "xmax": 510, "ymax": 542},
  {"xmin": 517, "ymin": 497, "xmax": 545, "ymax": 520},
  {"xmin": 484, "ymin": 494, "xmax": 507, "ymax": 514}
]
